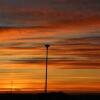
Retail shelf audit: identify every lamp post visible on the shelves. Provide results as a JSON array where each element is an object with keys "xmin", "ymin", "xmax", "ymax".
[{"xmin": 45, "ymin": 44, "xmax": 50, "ymax": 94}]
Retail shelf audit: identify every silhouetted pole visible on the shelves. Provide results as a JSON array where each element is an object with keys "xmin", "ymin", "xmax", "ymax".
[
  {"xmin": 11, "ymin": 80, "xmax": 13, "ymax": 94},
  {"xmin": 45, "ymin": 44, "xmax": 50, "ymax": 94}
]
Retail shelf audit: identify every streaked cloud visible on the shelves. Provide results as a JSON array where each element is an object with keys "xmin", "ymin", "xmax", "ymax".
[
  {"xmin": 0, "ymin": 0, "xmax": 100, "ymax": 27},
  {"xmin": 0, "ymin": 0, "xmax": 100, "ymax": 93}
]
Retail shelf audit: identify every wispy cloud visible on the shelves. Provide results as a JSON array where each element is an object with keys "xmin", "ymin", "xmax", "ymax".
[{"xmin": 0, "ymin": 0, "xmax": 100, "ymax": 92}]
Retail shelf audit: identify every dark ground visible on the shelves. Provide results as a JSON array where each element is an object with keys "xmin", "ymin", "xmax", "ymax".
[{"xmin": 0, "ymin": 92, "xmax": 100, "ymax": 100}]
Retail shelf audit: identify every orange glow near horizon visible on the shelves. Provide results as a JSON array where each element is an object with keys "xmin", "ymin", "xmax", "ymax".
[
  {"xmin": 0, "ymin": 0, "xmax": 100, "ymax": 93},
  {"xmin": 0, "ymin": 26, "xmax": 100, "ymax": 93}
]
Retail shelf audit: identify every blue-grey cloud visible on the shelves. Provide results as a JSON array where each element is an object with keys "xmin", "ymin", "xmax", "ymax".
[
  {"xmin": 0, "ymin": 0, "xmax": 100, "ymax": 27},
  {"xmin": 0, "ymin": 33, "xmax": 100, "ymax": 49}
]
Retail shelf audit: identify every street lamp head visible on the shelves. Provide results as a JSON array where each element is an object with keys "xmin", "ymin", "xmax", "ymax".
[{"xmin": 45, "ymin": 44, "xmax": 50, "ymax": 48}]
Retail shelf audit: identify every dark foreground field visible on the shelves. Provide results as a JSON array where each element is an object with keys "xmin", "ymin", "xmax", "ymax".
[{"xmin": 0, "ymin": 92, "xmax": 100, "ymax": 100}]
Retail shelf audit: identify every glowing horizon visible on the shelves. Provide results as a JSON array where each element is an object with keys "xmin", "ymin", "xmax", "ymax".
[{"xmin": 0, "ymin": 0, "xmax": 100, "ymax": 93}]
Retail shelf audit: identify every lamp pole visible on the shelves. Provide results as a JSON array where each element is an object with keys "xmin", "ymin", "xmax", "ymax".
[{"xmin": 45, "ymin": 44, "xmax": 50, "ymax": 94}]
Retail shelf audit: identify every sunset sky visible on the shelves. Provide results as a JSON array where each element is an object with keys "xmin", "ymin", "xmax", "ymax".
[{"xmin": 0, "ymin": 0, "xmax": 100, "ymax": 93}]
